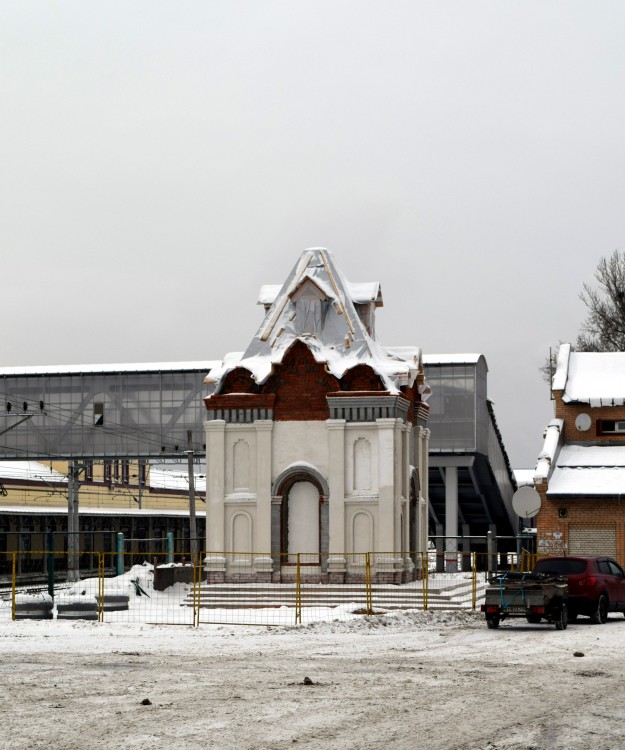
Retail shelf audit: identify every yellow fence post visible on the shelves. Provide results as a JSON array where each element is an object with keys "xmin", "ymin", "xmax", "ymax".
[
  {"xmin": 11, "ymin": 552, "xmax": 16, "ymax": 621},
  {"xmin": 422, "ymin": 552, "xmax": 428, "ymax": 611},
  {"xmin": 295, "ymin": 554, "xmax": 302, "ymax": 625},
  {"xmin": 193, "ymin": 552, "xmax": 201, "ymax": 628},
  {"xmin": 365, "ymin": 552, "xmax": 371, "ymax": 615},
  {"xmin": 98, "ymin": 552, "xmax": 104, "ymax": 622},
  {"xmin": 471, "ymin": 552, "xmax": 477, "ymax": 610}
]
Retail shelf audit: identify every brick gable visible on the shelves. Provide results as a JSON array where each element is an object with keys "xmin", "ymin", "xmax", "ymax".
[{"xmin": 262, "ymin": 341, "xmax": 340, "ymax": 421}]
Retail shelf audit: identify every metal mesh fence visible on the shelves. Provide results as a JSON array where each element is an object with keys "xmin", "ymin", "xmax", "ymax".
[
  {"xmin": 2, "ymin": 548, "xmax": 550, "ymax": 626},
  {"xmin": 199, "ymin": 552, "xmax": 297, "ymax": 626},
  {"xmin": 0, "ymin": 551, "xmax": 102, "ymax": 623}
]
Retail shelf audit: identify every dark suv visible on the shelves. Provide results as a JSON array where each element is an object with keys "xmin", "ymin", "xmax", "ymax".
[{"xmin": 532, "ymin": 556, "xmax": 625, "ymax": 623}]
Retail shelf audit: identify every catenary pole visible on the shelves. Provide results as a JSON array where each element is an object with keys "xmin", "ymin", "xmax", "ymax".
[{"xmin": 187, "ymin": 435, "xmax": 198, "ymax": 561}]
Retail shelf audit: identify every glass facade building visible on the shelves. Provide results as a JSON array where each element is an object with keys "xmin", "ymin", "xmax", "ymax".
[
  {"xmin": 0, "ymin": 364, "xmax": 214, "ymax": 460},
  {"xmin": 425, "ymin": 359, "xmax": 488, "ymax": 454},
  {"xmin": 424, "ymin": 355, "xmax": 517, "ymax": 540}
]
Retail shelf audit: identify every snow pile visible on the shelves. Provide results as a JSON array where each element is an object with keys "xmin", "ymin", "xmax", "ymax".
[{"xmin": 280, "ymin": 608, "xmax": 483, "ymax": 635}]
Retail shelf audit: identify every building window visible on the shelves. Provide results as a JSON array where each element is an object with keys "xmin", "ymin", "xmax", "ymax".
[
  {"xmin": 83, "ymin": 460, "xmax": 93, "ymax": 482},
  {"xmin": 598, "ymin": 420, "xmax": 625, "ymax": 434},
  {"xmin": 94, "ymin": 402, "xmax": 104, "ymax": 426},
  {"xmin": 121, "ymin": 460, "xmax": 130, "ymax": 485},
  {"xmin": 104, "ymin": 461, "xmax": 112, "ymax": 483}
]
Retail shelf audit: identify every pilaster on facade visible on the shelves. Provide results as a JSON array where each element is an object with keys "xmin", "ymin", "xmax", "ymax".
[
  {"xmin": 326, "ymin": 419, "xmax": 346, "ymax": 556},
  {"xmin": 204, "ymin": 419, "xmax": 226, "ymax": 553},
  {"xmin": 254, "ymin": 419, "xmax": 274, "ymax": 552},
  {"xmin": 376, "ymin": 418, "xmax": 397, "ymax": 553}
]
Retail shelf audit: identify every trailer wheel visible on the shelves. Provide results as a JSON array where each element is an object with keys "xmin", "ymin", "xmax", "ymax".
[
  {"xmin": 486, "ymin": 617, "xmax": 500, "ymax": 629},
  {"xmin": 555, "ymin": 604, "xmax": 568, "ymax": 630}
]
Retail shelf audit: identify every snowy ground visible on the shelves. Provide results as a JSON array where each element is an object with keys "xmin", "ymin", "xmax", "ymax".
[{"xmin": 2, "ymin": 609, "xmax": 625, "ymax": 750}]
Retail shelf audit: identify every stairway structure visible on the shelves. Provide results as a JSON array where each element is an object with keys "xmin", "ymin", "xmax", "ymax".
[{"xmin": 183, "ymin": 577, "xmax": 485, "ymax": 612}]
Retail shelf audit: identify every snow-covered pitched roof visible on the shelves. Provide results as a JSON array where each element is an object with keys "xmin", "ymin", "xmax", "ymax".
[
  {"xmin": 346, "ymin": 281, "xmax": 383, "ymax": 306},
  {"xmin": 207, "ymin": 248, "xmax": 421, "ymax": 395},
  {"xmin": 546, "ymin": 444, "xmax": 625, "ymax": 497},
  {"xmin": 552, "ymin": 343, "xmax": 625, "ymax": 406}
]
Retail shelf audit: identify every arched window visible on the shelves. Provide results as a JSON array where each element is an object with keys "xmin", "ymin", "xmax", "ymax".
[
  {"xmin": 352, "ymin": 511, "xmax": 373, "ymax": 554},
  {"xmin": 231, "ymin": 512, "xmax": 252, "ymax": 553}
]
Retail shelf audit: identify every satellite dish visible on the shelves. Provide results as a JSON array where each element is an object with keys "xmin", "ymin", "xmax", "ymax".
[
  {"xmin": 512, "ymin": 485, "xmax": 542, "ymax": 518},
  {"xmin": 575, "ymin": 413, "xmax": 592, "ymax": 432}
]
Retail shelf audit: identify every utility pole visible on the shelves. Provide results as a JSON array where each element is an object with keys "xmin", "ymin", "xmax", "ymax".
[
  {"xmin": 67, "ymin": 461, "xmax": 81, "ymax": 582},
  {"xmin": 186, "ymin": 431, "xmax": 198, "ymax": 561}
]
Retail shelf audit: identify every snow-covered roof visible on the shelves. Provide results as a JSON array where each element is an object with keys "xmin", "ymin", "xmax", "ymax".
[
  {"xmin": 513, "ymin": 469, "xmax": 535, "ymax": 487},
  {"xmin": 552, "ymin": 343, "xmax": 625, "ymax": 406},
  {"xmin": 0, "ymin": 462, "xmax": 206, "ymax": 493},
  {"xmin": 207, "ymin": 248, "xmax": 421, "ymax": 395},
  {"xmin": 257, "ymin": 285, "xmax": 283, "ymax": 306},
  {"xmin": 547, "ymin": 444, "xmax": 625, "ymax": 497},
  {"xmin": 423, "ymin": 354, "xmax": 485, "ymax": 367},
  {"xmin": 0, "ymin": 461, "xmax": 67, "ymax": 483},
  {"xmin": 0, "ymin": 362, "xmax": 219, "ymax": 376},
  {"xmin": 534, "ymin": 419, "xmax": 563, "ymax": 482},
  {"xmin": 346, "ymin": 281, "xmax": 383, "ymax": 306},
  {"xmin": 258, "ymin": 280, "xmax": 382, "ymax": 308},
  {"xmin": 149, "ymin": 467, "xmax": 206, "ymax": 493}
]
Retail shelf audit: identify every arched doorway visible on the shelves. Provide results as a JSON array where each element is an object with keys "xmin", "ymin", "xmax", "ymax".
[
  {"xmin": 272, "ymin": 463, "xmax": 329, "ymax": 581},
  {"xmin": 285, "ymin": 481, "xmax": 319, "ymax": 562}
]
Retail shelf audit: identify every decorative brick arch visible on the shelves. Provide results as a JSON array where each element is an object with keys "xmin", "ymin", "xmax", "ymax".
[
  {"xmin": 340, "ymin": 364, "xmax": 385, "ymax": 392},
  {"xmin": 272, "ymin": 463, "xmax": 330, "ymax": 499},
  {"xmin": 219, "ymin": 367, "xmax": 259, "ymax": 395}
]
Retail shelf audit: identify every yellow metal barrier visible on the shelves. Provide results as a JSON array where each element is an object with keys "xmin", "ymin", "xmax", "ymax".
[
  {"xmin": 11, "ymin": 552, "xmax": 16, "ymax": 621},
  {"xmin": 295, "ymin": 554, "xmax": 302, "ymax": 624},
  {"xmin": 365, "ymin": 553, "xmax": 373, "ymax": 615},
  {"xmin": 471, "ymin": 552, "xmax": 477, "ymax": 610},
  {"xmin": 422, "ymin": 553, "xmax": 429, "ymax": 611},
  {"xmin": 3, "ymin": 548, "xmax": 507, "ymax": 626}
]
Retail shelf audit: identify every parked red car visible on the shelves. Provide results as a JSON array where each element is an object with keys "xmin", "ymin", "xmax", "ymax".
[{"xmin": 532, "ymin": 556, "xmax": 625, "ymax": 623}]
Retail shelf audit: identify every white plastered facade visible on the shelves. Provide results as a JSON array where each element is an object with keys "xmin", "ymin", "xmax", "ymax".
[{"xmin": 204, "ymin": 417, "xmax": 429, "ymax": 582}]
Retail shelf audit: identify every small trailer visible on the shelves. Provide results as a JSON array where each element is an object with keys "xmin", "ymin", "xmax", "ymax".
[{"xmin": 481, "ymin": 572, "xmax": 568, "ymax": 630}]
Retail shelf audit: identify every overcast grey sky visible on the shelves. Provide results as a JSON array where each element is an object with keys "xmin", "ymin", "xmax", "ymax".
[{"xmin": 2, "ymin": 2, "xmax": 624, "ymax": 469}]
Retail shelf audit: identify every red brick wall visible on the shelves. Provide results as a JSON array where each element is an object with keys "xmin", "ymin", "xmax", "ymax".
[
  {"xmin": 204, "ymin": 394, "xmax": 276, "ymax": 411},
  {"xmin": 554, "ymin": 391, "xmax": 625, "ymax": 444},
  {"xmin": 536, "ymin": 482, "xmax": 625, "ymax": 567}
]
